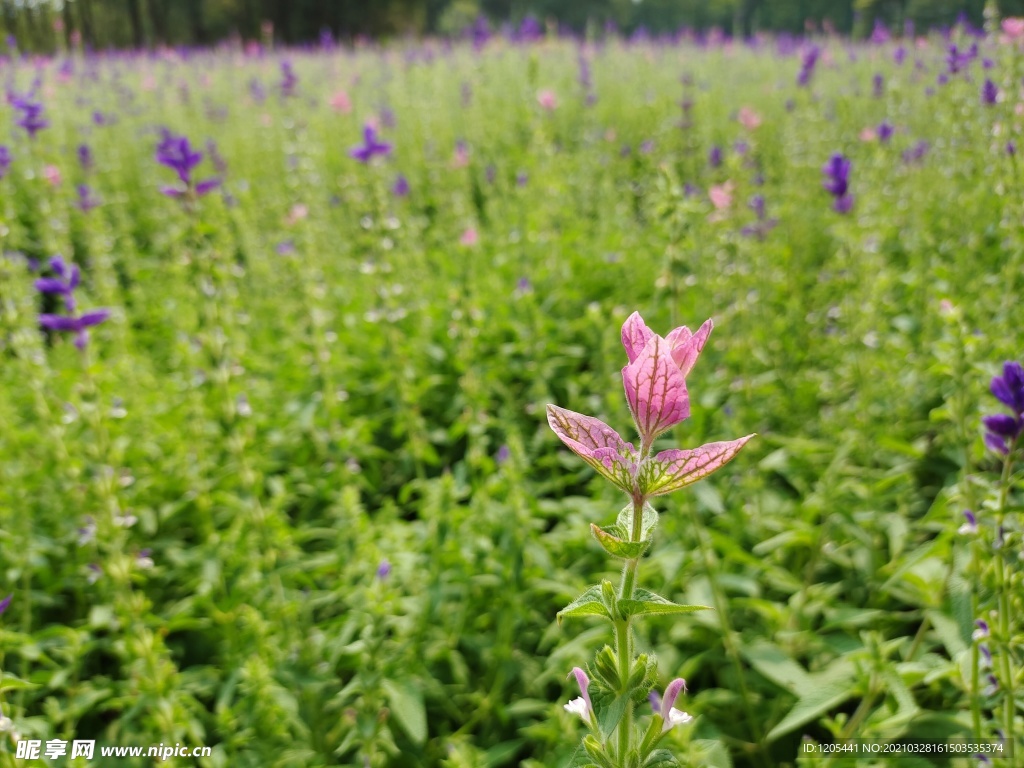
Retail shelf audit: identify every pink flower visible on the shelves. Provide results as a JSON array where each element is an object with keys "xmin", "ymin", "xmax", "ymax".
[
  {"xmin": 709, "ymin": 181, "xmax": 734, "ymax": 211},
  {"xmin": 546, "ymin": 311, "xmax": 753, "ymax": 503},
  {"xmin": 286, "ymin": 203, "xmax": 308, "ymax": 225},
  {"xmin": 43, "ymin": 165, "xmax": 61, "ymax": 186},
  {"xmin": 452, "ymin": 141, "xmax": 470, "ymax": 168},
  {"xmin": 537, "ymin": 89, "xmax": 558, "ymax": 111},
  {"xmin": 738, "ymin": 106, "xmax": 761, "ymax": 130},
  {"xmin": 330, "ymin": 89, "xmax": 352, "ymax": 113},
  {"xmin": 859, "ymin": 127, "xmax": 877, "ymax": 142},
  {"xmin": 459, "ymin": 227, "xmax": 478, "ymax": 246},
  {"xmin": 1003, "ymin": 18, "xmax": 1024, "ymax": 39}
]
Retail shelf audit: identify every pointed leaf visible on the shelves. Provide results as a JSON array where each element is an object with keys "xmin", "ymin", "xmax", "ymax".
[
  {"xmin": 591, "ymin": 524, "xmax": 651, "ymax": 559},
  {"xmin": 615, "ymin": 502, "xmax": 659, "ymax": 542},
  {"xmin": 637, "ymin": 436, "xmax": 754, "ymax": 498},
  {"xmin": 644, "ymin": 749, "xmax": 681, "ymax": 767},
  {"xmin": 667, "ymin": 318, "xmax": 713, "ymax": 377},
  {"xmin": 622, "ymin": 312, "xmax": 655, "ymax": 363},
  {"xmin": 381, "ymin": 678, "xmax": 427, "ymax": 745},
  {"xmin": 622, "ymin": 335, "xmax": 690, "ymax": 442},
  {"xmin": 547, "ymin": 405, "xmax": 637, "ymax": 493},
  {"xmin": 618, "ymin": 588, "xmax": 712, "ymax": 619},
  {"xmin": 597, "ymin": 692, "xmax": 631, "ymax": 739},
  {"xmin": 557, "ymin": 586, "xmax": 612, "ymax": 625},
  {"xmin": 765, "ymin": 661, "xmax": 857, "ymax": 742}
]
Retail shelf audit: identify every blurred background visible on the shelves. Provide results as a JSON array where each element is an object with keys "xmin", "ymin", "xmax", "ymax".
[{"xmin": 5, "ymin": 0, "xmax": 1024, "ymax": 50}]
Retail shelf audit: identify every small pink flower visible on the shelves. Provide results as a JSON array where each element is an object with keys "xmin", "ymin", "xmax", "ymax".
[
  {"xmin": 537, "ymin": 89, "xmax": 558, "ymax": 111},
  {"xmin": 1003, "ymin": 18, "xmax": 1024, "ymax": 39},
  {"xmin": 330, "ymin": 89, "xmax": 352, "ymax": 113},
  {"xmin": 709, "ymin": 181, "xmax": 734, "ymax": 211},
  {"xmin": 286, "ymin": 203, "xmax": 308, "ymax": 226},
  {"xmin": 452, "ymin": 143, "xmax": 470, "ymax": 168},
  {"xmin": 859, "ymin": 127, "xmax": 878, "ymax": 142},
  {"xmin": 43, "ymin": 165, "xmax": 61, "ymax": 186},
  {"xmin": 141, "ymin": 75, "xmax": 157, "ymax": 91},
  {"xmin": 459, "ymin": 227, "xmax": 478, "ymax": 246},
  {"xmin": 738, "ymin": 106, "xmax": 761, "ymax": 130},
  {"xmin": 261, "ymin": 113, "xmax": 273, "ymax": 127}
]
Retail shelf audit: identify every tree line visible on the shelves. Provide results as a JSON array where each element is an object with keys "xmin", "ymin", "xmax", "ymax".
[{"xmin": 3, "ymin": 0, "xmax": 1024, "ymax": 52}]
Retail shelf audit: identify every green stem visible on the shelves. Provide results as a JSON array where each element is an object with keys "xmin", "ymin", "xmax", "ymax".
[
  {"xmin": 614, "ymin": 496, "xmax": 644, "ymax": 768},
  {"xmin": 994, "ymin": 440, "xmax": 1017, "ymax": 759}
]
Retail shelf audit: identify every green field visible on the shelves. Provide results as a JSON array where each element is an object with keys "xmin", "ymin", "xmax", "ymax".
[{"xmin": 0, "ymin": 29, "xmax": 1022, "ymax": 768}]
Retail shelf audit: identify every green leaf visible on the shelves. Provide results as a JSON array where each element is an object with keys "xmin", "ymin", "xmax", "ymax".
[
  {"xmin": 597, "ymin": 692, "xmax": 631, "ymax": 739},
  {"xmin": 615, "ymin": 503, "xmax": 659, "ymax": 542},
  {"xmin": 557, "ymin": 586, "xmax": 612, "ymax": 625},
  {"xmin": 739, "ymin": 640, "xmax": 812, "ymax": 693},
  {"xmin": 591, "ymin": 523, "xmax": 651, "ymax": 559},
  {"xmin": 618, "ymin": 588, "xmax": 712, "ymax": 619},
  {"xmin": 0, "ymin": 674, "xmax": 38, "ymax": 693},
  {"xmin": 381, "ymin": 678, "xmax": 427, "ymax": 745},
  {"xmin": 765, "ymin": 660, "xmax": 857, "ymax": 742},
  {"xmin": 643, "ymin": 749, "xmax": 680, "ymax": 767},
  {"xmin": 690, "ymin": 740, "xmax": 732, "ymax": 768}
]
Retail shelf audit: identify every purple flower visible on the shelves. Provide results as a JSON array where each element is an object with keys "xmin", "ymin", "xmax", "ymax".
[
  {"xmin": 872, "ymin": 74, "xmax": 884, "ymax": 98},
  {"xmin": 902, "ymin": 140, "xmax": 930, "ymax": 164},
  {"xmin": 822, "ymin": 153, "xmax": 853, "ymax": 213},
  {"xmin": 982, "ymin": 79, "xmax": 999, "ymax": 106},
  {"xmin": 516, "ymin": 170, "xmax": 529, "ymax": 187},
  {"xmin": 564, "ymin": 667, "xmax": 593, "ymax": 724},
  {"xmin": 495, "ymin": 444, "xmax": 511, "ymax": 464},
  {"xmin": 467, "ymin": 15, "xmax": 490, "ymax": 50},
  {"xmin": 980, "ymin": 644, "xmax": 992, "ymax": 668},
  {"xmin": 708, "ymin": 145, "xmax": 723, "ymax": 168},
  {"xmin": 958, "ymin": 509, "xmax": 978, "ymax": 535},
  {"xmin": 517, "ymin": 14, "xmax": 543, "ymax": 44},
  {"xmin": 76, "ymin": 184, "xmax": 100, "ymax": 213},
  {"xmin": 870, "ymin": 20, "xmax": 890, "ymax": 44},
  {"xmin": 35, "ymin": 255, "xmax": 80, "ymax": 312},
  {"xmin": 984, "ymin": 674, "xmax": 999, "ymax": 696},
  {"xmin": 973, "ymin": 619, "xmax": 990, "ymax": 641},
  {"xmin": 0, "ymin": 594, "xmax": 11, "ymax": 617},
  {"xmin": 156, "ymin": 130, "xmax": 218, "ymax": 198},
  {"xmin": 749, "ymin": 194, "xmax": 766, "ymax": 220},
  {"xmin": 280, "ymin": 60, "xmax": 298, "ymax": 98},
  {"xmin": 12, "ymin": 95, "xmax": 48, "ymax": 138},
  {"xmin": 0, "ymin": 145, "xmax": 10, "ymax": 179},
  {"xmin": 1007, "ymin": 141, "xmax": 1016, "ymax": 157},
  {"xmin": 77, "ymin": 516, "xmax": 97, "ymax": 546},
  {"xmin": 349, "ymin": 124, "xmax": 392, "ymax": 163},
  {"xmin": 40, "ymin": 309, "xmax": 110, "ymax": 350},
  {"xmin": 392, "ymin": 174, "xmax": 410, "ymax": 197},
  {"xmin": 136, "ymin": 549, "xmax": 154, "ymax": 569},
  {"xmin": 877, "ymin": 121, "xmax": 894, "ymax": 143},
  {"xmin": 983, "ymin": 361, "xmax": 1024, "ymax": 453},
  {"xmin": 894, "ymin": 46, "xmax": 906, "ymax": 66},
  {"xmin": 376, "ymin": 559, "xmax": 391, "ymax": 581},
  {"xmin": 797, "ymin": 45, "xmax": 820, "ymax": 87},
  {"xmin": 649, "ymin": 679, "xmax": 692, "ymax": 732},
  {"xmin": 77, "ymin": 144, "xmax": 94, "ymax": 171},
  {"xmin": 947, "ymin": 43, "xmax": 977, "ymax": 74}
]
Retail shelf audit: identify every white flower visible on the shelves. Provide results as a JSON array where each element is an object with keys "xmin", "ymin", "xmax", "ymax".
[
  {"xmin": 664, "ymin": 708, "xmax": 693, "ymax": 731},
  {"xmin": 564, "ymin": 697, "xmax": 590, "ymax": 722}
]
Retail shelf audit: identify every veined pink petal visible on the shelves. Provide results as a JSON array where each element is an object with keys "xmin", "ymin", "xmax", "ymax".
[
  {"xmin": 546, "ymin": 404, "xmax": 637, "ymax": 492},
  {"xmin": 637, "ymin": 435, "xmax": 754, "ymax": 497},
  {"xmin": 621, "ymin": 311, "xmax": 655, "ymax": 364},
  {"xmin": 622, "ymin": 335, "xmax": 690, "ymax": 443},
  {"xmin": 669, "ymin": 318, "xmax": 712, "ymax": 377}
]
